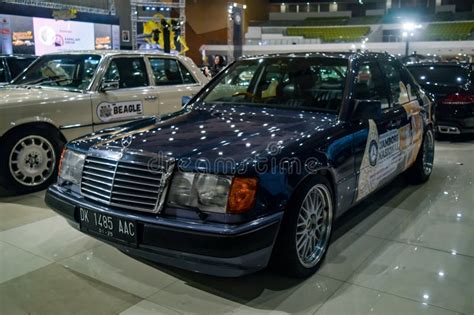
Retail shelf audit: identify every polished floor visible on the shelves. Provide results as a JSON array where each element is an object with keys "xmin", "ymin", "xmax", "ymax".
[{"xmin": 0, "ymin": 138, "xmax": 473, "ymax": 315}]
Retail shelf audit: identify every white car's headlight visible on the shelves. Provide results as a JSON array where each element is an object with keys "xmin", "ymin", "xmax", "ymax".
[
  {"xmin": 167, "ymin": 171, "xmax": 258, "ymax": 214},
  {"xmin": 58, "ymin": 149, "xmax": 86, "ymax": 186}
]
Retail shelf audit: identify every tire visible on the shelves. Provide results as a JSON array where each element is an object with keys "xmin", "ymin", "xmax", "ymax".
[
  {"xmin": 272, "ymin": 175, "xmax": 334, "ymax": 278},
  {"xmin": 0, "ymin": 127, "xmax": 63, "ymax": 193},
  {"xmin": 405, "ymin": 127, "xmax": 435, "ymax": 184}
]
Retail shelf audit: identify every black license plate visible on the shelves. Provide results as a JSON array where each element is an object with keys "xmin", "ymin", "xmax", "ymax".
[{"xmin": 79, "ymin": 208, "xmax": 137, "ymax": 246}]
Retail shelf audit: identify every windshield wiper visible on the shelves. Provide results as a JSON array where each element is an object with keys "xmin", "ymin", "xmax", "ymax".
[{"xmin": 23, "ymin": 75, "xmax": 69, "ymax": 85}]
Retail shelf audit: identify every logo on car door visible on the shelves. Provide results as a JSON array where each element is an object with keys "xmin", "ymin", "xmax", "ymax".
[{"xmin": 97, "ymin": 101, "xmax": 144, "ymax": 122}]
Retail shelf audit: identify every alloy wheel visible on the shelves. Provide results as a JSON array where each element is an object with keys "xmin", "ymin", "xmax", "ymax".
[
  {"xmin": 422, "ymin": 129, "xmax": 435, "ymax": 176},
  {"xmin": 295, "ymin": 184, "xmax": 333, "ymax": 268},
  {"xmin": 9, "ymin": 135, "xmax": 56, "ymax": 187}
]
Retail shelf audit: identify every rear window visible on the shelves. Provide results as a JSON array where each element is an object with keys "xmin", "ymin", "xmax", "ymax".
[{"xmin": 408, "ymin": 65, "xmax": 469, "ymax": 86}]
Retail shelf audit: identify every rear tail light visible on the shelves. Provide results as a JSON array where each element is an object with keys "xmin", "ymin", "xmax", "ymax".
[{"xmin": 440, "ymin": 93, "xmax": 474, "ymax": 105}]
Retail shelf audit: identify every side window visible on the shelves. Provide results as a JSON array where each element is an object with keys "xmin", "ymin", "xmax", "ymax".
[
  {"xmin": 103, "ymin": 57, "xmax": 148, "ymax": 89},
  {"xmin": 6, "ymin": 57, "xmax": 34, "ymax": 79},
  {"xmin": 149, "ymin": 58, "xmax": 183, "ymax": 86},
  {"xmin": 354, "ymin": 62, "xmax": 389, "ymax": 108},
  {"xmin": 379, "ymin": 60, "xmax": 407, "ymax": 106},
  {"xmin": 178, "ymin": 62, "xmax": 197, "ymax": 84},
  {"xmin": 0, "ymin": 60, "xmax": 6, "ymax": 82}
]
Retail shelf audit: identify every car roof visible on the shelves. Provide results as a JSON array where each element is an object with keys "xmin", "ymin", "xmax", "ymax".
[
  {"xmin": 240, "ymin": 51, "xmax": 390, "ymax": 60},
  {"xmin": 38, "ymin": 50, "xmax": 176, "ymax": 57},
  {"xmin": 406, "ymin": 62, "xmax": 467, "ymax": 68}
]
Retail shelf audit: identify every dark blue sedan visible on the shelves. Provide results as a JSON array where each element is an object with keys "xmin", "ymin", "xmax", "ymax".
[{"xmin": 45, "ymin": 52, "xmax": 435, "ymax": 278}]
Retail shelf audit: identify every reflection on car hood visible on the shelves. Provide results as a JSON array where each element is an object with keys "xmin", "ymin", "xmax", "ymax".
[
  {"xmin": 72, "ymin": 103, "xmax": 339, "ymax": 171},
  {"xmin": 0, "ymin": 86, "xmax": 81, "ymax": 108}
]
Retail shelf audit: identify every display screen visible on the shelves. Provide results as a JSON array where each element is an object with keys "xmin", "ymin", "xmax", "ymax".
[{"xmin": 33, "ymin": 17, "xmax": 95, "ymax": 55}]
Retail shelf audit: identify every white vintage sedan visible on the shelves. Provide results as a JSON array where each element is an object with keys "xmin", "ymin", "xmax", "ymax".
[{"xmin": 0, "ymin": 51, "xmax": 208, "ymax": 193}]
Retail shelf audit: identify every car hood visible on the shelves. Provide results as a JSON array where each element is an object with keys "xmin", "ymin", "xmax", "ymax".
[
  {"xmin": 71, "ymin": 103, "xmax": 339, "ymax": 172},
  {"xmin": 0, "ymin": 86, "xmax": 82, "ymax": 108}
]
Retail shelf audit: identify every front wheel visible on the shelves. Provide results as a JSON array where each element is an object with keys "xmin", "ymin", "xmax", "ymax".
[
  {"xmin": 0, "ymin": 128, "xmax": 63, "ymax": 193},
  {"xmin": 406, "ymin": 128, "xmax": 435, "ymax": 184},
  {"xmin": 272, "ymin": 175, "xmax": 334, "ymax": 278}
]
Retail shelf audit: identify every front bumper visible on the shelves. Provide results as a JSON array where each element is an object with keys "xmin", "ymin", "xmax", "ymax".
[
  {"xmin": 436, "ymin": 103, "xmax": 474, "ymax": 134},
  {"xmin": 45, "ymin": 185, "xmax": 283, "ymax": 277}
]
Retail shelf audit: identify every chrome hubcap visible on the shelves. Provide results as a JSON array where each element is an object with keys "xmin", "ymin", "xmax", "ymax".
[
  {"xmin": 296, "ymin": 184, "xmax": 333, "ymax": 268},
  {"xmin": 422, "ymin": 130, "xmax": 435, "ymax": 176},
  {"xmin": 9, "ymin": 136, "xmax": 56, "ymax": 186}
]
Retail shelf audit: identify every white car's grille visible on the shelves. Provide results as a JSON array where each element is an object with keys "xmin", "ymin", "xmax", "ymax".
[{"xmin": 80, "ymin": 155, "xmax": 173, "ymax": 213}]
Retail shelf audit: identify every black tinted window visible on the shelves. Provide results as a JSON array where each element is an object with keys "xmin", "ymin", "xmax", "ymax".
[
  {"xmin": 6, "ymin": 57, "xmax": 36, "ymax": 79},
  {"xmin": 408, "ymin": 65, "xmax": 469, "ymax": 86},
  {"xmin": 379, "ymin": 60, "xmax": 405, "ymax": 105},
  {"xmin": 354, "ymin": 62, "xmax": 389, "ymax": 108},
  {"xmin": 104, "ymin": 58, "xmax": 149, "ymax": 88}
]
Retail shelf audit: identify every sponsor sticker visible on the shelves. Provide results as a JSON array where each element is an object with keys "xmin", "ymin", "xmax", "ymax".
[{"xmin": 97, "ymin": 101, "xmax": 143, "ymax": 122}]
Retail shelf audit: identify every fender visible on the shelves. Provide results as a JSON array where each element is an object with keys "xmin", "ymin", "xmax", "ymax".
[{"xmin": 1, "ymin": 116, "xmax": 60, "ymax": 138}]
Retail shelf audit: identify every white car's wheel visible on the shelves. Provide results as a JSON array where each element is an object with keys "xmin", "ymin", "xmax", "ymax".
[{"xmin": 1, "ymin": 127, "xmax": 63, "ymax": 193}]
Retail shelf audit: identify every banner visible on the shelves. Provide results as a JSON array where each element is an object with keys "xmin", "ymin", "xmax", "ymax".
[{"xmin": 33, "ymin": 17, "xmax": 94, "ymax": 55}]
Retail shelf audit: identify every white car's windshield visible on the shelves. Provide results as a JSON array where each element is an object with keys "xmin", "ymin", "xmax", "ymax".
[
  {"xmin": 203, "ymin": 57, "xmax": 348, "ymax": 113},
  {"xmin": 12, "ymin": 54, "xmax": 101, "ymax": 91}
]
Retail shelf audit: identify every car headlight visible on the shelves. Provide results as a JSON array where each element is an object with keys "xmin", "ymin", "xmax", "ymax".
[
  {"xmin": 167, "ymin": 172, "xmax": 257, "ymax": 214},
  {"xmin": 58, "ymin": 149, "xmax": 86, "ymax": 186}
]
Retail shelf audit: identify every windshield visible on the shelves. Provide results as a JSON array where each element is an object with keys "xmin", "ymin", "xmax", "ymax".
[
  {"xmin": 12, "ymin": 54, "xmax": 101, "ymax": 91},
  {"xmin": 203, "ymin": 57, "xmax": 348, "ymax": 113},
  {"xmin": 408, "ymin": 65, "xmax": 470, "ymax": 86}
]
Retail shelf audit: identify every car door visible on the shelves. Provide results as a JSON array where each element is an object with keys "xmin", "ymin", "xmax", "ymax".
[
  {"xmin": 147, "ymin": 57, "xmax": 202, "ymax": 115},
  {"xmin": 90, "ymin": 56, "xmax": 158, "ymax": 131},
  {"xmin": 379, "ymin": 56, "xmax": 425, "ymax": 173},
  {"xmin": 350, "ymin": 59, "xmax": 407, "ymax": 203}
]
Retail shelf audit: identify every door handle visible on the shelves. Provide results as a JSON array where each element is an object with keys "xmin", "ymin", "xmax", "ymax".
[{"xmin": 145, "ymin": 95, "xmax": 157, "ymax": 101}]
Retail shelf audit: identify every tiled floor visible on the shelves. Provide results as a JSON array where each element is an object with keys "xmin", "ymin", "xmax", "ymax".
[{"xmin": 0, "ymin": 139, "xmax": 472, "ymax": 315}]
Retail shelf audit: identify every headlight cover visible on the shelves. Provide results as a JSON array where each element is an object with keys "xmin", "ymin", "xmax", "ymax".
[
  {"xmin": 58, "ymin": 149, "xmax": 86, "ymax": 186},
  {"xmin": 167, "ymin": 172, "xmax": 232, "ymax": 213}
]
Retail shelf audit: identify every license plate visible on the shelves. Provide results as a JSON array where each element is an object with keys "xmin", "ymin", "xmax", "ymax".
[{"xmin": 79, "ymin": 208, "xmax": 137, "ymax": 246}]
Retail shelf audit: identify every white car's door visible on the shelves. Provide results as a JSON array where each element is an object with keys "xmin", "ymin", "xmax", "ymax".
[
  {"xmin": 90, "ymin": 56, "xmax": 158, "ymax": 131},
  {"xmin": 146, "ymin": 57, "xmax": 203, "ymax": 115}
]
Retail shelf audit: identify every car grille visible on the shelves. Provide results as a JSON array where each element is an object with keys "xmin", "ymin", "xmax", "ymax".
[{"xmin": 80, "ymin": 155, "xmax": 173, "ymax": 213}]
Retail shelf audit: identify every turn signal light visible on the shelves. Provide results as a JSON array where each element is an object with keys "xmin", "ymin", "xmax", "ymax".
[
  {"xmin": 58, "ymin": 148, "xmax": 67, "ymax": 177},
  {"xmin": 227, "ymin": 177, "xmax": 258, "ymax": 214}
]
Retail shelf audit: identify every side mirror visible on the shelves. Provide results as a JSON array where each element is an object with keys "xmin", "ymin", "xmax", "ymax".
[
  {"xmin": 351, "ymin": 100, "xmax": 382, "ymax": 121},
  {"xmin": 182, "ymin": 95, "xmax": 192, "ymax": 106},
  {"xmin": 100, "ymin": 80, "xmax": 119, "ymax": 92}
]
